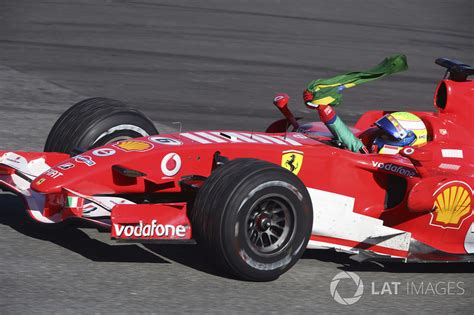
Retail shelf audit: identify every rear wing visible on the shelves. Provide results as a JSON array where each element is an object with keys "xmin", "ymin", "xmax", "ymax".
[{"xmin": 436, "ymin": 58, "xmax": 474, "ymax": 82}]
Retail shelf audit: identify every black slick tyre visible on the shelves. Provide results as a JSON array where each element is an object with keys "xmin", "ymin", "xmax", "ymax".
[
  {"xmin": 44, "ymin": 97, "xmax": 158, "ymax": 154},
  {"xmin": 191, "ymin": 158, "xmax": 313, "ymax": 281}
]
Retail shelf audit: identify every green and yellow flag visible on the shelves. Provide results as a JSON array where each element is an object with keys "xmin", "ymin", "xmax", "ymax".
[{"xmin": 307, "ymin": 54, "xmax": 408, "ymax": 106}]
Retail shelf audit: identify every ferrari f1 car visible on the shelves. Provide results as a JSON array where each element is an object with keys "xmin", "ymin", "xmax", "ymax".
[{"xmin": 1, "ymin": 58, "xmax": 473, "ymax": 281}]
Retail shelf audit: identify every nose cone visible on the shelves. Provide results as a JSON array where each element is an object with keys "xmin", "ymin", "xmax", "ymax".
[
  {"xmin": 30, "ymin": 168, "xmax": 64, "ymax": 193},
  {"xmin": 30, "ymin": 168, "xmax": 74, "ymax": 194},
  {"xmin": 30, "ymin": 154, "xmax": 111, "ymax": 194},
  {"xmin": 29, "ymin": 139, "xmax": 165, "ymax": 195}
]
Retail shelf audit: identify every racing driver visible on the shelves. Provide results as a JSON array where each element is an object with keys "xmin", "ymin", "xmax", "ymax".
[{"xmin": 303, "ymin": 90, "xmax": 428, "ymax": 154}]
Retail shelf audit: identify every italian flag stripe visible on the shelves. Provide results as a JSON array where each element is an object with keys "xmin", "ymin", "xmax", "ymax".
[{"xmin": 67, "ymin": 196, "xmax": 78, "ymax": 208}]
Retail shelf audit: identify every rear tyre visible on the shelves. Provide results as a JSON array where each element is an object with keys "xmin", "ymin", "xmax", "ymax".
[
  {"xmin": 44, "ymin": 97, "xmax": 158, "ymax": 154},
  {"xmin": 191, "ymin": 158, "xmax": 313, "ymax": 281}
]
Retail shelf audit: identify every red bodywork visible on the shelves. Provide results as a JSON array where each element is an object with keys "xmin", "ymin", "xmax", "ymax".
[{"xmin": 0, "ymin": 78, "xmax": 473, "ymax": 262}]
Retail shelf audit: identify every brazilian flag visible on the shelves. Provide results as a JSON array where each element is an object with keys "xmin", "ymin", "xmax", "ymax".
[{"xmin": 307, "ymin": 54, "xmax": 408, "ymax": 106}]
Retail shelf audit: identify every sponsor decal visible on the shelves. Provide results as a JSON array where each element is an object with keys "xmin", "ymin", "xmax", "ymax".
[
  {"xmin": 113, "ymin": 220, "xmax": 186, "ymax": 238},
  {"xmin": 149, "ymin": 136, "xmax": 183, "ymax": 146},
  {"xmin": 371, "ymin": 161, "xmax": 417, "ymax": 177},
  {"xmin": 323, "ymin": 106, "xmax": 333, "ymax": 116},
  {"xmin": 441, "ymin": 149, "xmax": 463, "ymax": 159},
  {"xmin": 74, "ymin": 155, "xmax": 96, "ymax": 167},
  {"xmin": 36, "ymin": 178, "xmax": 46, "ymax": 185},
  {"xmin": 83, "ymin": 203, "xmax": 99, "ymax": 214},
  {"xmin": 44, "ymin": 168, "xmax": 63, "ymax": 179},
  {"xmin": 92, "ymin": 148, "xmax": 116, "ymax": 157},
  {"xmin": 58, "ymin": 162, "xmax": 75, "ymax": 170},
  {"xmin": 430, "ymin": 181, "xmax": 473, "ymax": 229},
  {"xmin": 281, "ymin": 150, "xmax": 303, "ymax": 175},
  {"xmin": 161, "ymin": 152, "xmax": 182, "ymax": 176},
  {"xmin": 402, "ymin": 147, "xmax": 415, "ymax": 155},
  {"xmin": 438, "ymin": 163, "xmax": 461, "ymax": 171},
  {"xmin": 6, "ymin": 156, "xmax": 21, "ymax": 164},
  {"xmin": 113, "ymin": 140, "xmax": 154, "ymax": 152}
]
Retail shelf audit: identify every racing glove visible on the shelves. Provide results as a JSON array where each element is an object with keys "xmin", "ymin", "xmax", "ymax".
[
  {"xmin": 303, "ymin": 89, "xmax": 367, "ymax": 153},
  {"xmin": 303, "ymin": 89, "xmax": 336, "ymax": 122},
  {"xmin": 303, "ymin": 89, "xmax": 318, "ymax": 108}
]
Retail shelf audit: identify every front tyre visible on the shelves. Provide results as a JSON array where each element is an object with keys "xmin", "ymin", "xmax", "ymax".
[
  {"xmin": 44, "ymin": 97, "xmax": 158, "ymax": 154},
  {"xmin": 191, "ymin": 158, "xmax": 313, "ymax": 281}
]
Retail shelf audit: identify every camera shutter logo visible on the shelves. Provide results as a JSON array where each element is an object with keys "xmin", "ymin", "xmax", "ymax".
[{"xmin": 330, "ymin": 271, "xmax": 364, "ymax": 305}]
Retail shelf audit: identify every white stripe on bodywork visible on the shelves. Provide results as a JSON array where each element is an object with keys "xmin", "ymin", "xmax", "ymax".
[
  {"xmin": 307, "ymin": 187, "xmax": 411, "ymax": 255},
  {"xmin": 222, "ymin": 132, "xmax": 259, "ymax": 143},
  {"xmin": 180, "ymin": 132, "xmax": 302, "ymax": 146},
  {"xmin": 274, "ymin": 136, "xmax": 302, "ymax": 146},
  {"xmin": 195, "ymin": 132, "xmax": 228, "ymax": 143},
  {"xmin": 180, "ymin": 133, "xmax": 211, "ymax": 144},
  {"xmin": 210, "ymin": 132, "xmax": 242, "ymax": 142},
  {"xmin": 241, "ymin": 133, "xmax": 273, "ymax": 144},
  {"xmin": 252, "ymin": 134, "xmax": 288, "ymax": 145}
]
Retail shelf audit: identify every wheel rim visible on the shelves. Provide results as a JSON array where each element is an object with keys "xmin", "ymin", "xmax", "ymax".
[
  {"xmin": 245, "ymin": 194, "xmax": 295, "ymax": 255},
  {"xmin": 92, "ymin": 134, "xmax": 134, "ymax": 148},
  {"xmin": 104, "ymin": 135, "xmax": 133, "ymax": 144}
]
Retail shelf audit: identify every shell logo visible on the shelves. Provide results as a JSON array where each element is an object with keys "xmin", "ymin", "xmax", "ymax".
[
  {"xmin": 113, "ymin": 140, "xmax": 154, "ymax": 152},
  {"xmin": 430, "ymin": 181, "xmax": 473, "ymax": 229}
]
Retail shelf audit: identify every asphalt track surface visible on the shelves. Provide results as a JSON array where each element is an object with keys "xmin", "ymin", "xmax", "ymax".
[{"xmin": 0, "ymin": 0, "xmax": 473, "ymax": 313}]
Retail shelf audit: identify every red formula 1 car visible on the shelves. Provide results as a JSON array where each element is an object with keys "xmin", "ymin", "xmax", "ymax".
[{"xmin": 1, "ymin": 58, "xmax": 473, "ymax": 281}]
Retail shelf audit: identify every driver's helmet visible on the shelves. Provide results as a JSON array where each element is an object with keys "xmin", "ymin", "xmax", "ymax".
[{"xmin": 373, "ymin": 112, "xmax": 428, "ymax": 154}]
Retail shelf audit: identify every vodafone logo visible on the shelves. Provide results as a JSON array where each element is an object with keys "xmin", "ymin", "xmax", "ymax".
[
  {"xmin": 92, "ymin": 148, "xmax": 116, "ymax": 157},
  {"xmin": 161, "ymin": 152, "xmax": 181, "ymax": 176},
  {"xmin": 402, "ymin": 147, "xmax": 415, "ymax": 155},
  {"xmin": 371, "ymin": 161, "xmax": 416, "ymax": 177},
  {"xmin": 114, "ymin": 220, "xmax": 186, "ymax": 238}
]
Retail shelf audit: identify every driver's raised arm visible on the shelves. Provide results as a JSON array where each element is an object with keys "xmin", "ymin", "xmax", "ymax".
[{"xmin": 303, "ymin": 89, "xmax": 368, "ymax": 154}]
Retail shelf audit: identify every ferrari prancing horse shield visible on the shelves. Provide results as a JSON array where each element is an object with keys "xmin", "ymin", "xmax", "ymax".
[{"xmin": 281, "ymin": 150, "xmax": 304, "ymax": 175}]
